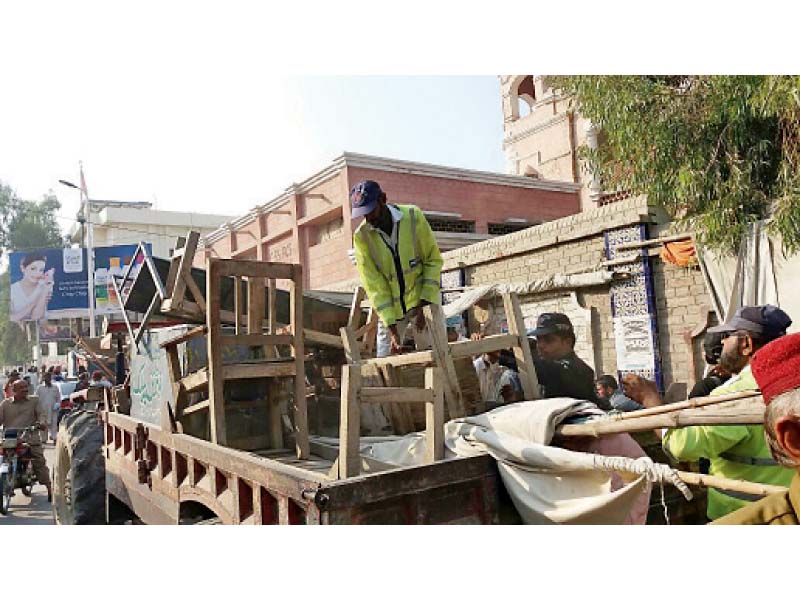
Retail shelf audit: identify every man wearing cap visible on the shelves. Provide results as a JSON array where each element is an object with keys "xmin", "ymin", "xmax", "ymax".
[
  {"xmin": 624, "ymin": 304, "xmax": 795, "ymax": 520},
  {"xmin": 350, "ymin": 180, "xmax": 443, "ymax": 357},
  {"xmin": 713, "ymin": 332, "xmax": 800, "ymax": 524},
  {"xmin": 528, "ymin": 312, "xmax": 608, "ymax": 408}
]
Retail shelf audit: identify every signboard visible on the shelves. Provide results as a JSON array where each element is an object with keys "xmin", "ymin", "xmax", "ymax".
[
  {"xmin": 613, "ymin": 315, "xmax": 657, "ymax": 372},
  {"xmin": 8, "ymin": 244, "xmax": 150, "ymax": 323}
]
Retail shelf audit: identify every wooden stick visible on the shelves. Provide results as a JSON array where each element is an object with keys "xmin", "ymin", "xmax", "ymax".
[
  {"xmin": 608, "ymin": 390, "xmax": 761, "ymax": 421},
  {"xmin": 614, "ymin": 232, "xmax": 692, "ymax": 251},
  {"xmin": 557, "ymin": 399, "xmax": 764, "ymax": 437},
  {"xmin": 676, "ymin": 470, "xmax": 788, "ymax": 497}
]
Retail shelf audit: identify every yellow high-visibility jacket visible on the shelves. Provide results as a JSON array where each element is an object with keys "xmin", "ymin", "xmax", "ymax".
[
  {"xmin": 353, "ymin": 204, "xmax": 442, "ymax": 327},
  {"xmin": 663, "ymin": 365, "xmax": 795, "ymax": 520}
]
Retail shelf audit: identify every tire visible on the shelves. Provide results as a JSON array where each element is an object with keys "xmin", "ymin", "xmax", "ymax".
[
  {"xmin": 53, "ymin": 410, "xmax": 106, "ymax": 525},
  {"xmin": 0, "ymin": 471, "xmax": 10, "ymax": 515}
]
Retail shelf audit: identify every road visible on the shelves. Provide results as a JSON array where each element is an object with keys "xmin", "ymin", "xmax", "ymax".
[{"xmin": 1, "ymin": 443, "xmax": 55, "ymax": 525}]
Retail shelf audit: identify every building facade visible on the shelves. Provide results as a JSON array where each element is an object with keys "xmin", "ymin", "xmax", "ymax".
[
  {"xmin": 203, "ymin": 152, "xmax": 581, "ymax": 290},
  {"xmin": 69, "ymin": 206, "xmax": 231, "ymax": 259}
]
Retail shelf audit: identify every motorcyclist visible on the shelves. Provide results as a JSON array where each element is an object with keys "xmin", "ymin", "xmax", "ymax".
[{"xmin": 0, "ymin": 379, "xmax": 52, "ymax": 501}]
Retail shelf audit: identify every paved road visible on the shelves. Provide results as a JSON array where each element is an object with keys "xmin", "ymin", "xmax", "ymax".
[{"xmin": 1, "ymin": 444, "xmax": 56, "ymax": 525}]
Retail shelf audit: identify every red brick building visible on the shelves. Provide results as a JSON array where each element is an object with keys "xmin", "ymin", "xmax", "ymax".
[{"xmin": 202, "ymin": 152, "xmax": 580, "ymax": 290}]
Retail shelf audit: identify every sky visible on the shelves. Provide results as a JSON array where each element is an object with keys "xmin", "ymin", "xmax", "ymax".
[
  {"xmin": 1, "ymin": 1, "xmax": 794, "ymax": 239},
  {"xmin": 1, "ymin": 74, "xmax": 506, "ymax": 233}
]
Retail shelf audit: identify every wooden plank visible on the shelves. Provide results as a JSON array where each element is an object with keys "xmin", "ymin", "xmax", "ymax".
[
  {"xmin": 216, "ymin": 259, "xmax": 295, "ymax": 280},
  {"xmin": 423, "ymin": 303, "xmax": 465, "ymax": 418},
  {"xmin": 234, "ymin": 276, "xmax": 243, "ymax": 335},
  {"xmin": 556, "ymin": 399, "xmax": 765, "ymax": 437},
  {"xmin": 340, "ymin": 326, "xmax": 362, "ymax": 365},
  {"xmin": 362, "ymin": 308, "xmax": 378, "ymax": 355},
  {"xmin": 290, "ymin": 270, "xmax": 310, "ymax": 460},
  {"xmin": 348, "ymin": 286, "xmax": 366, "ymax": 329},
  {"xmin": 266, "ymin": 278, "xmax": 277, "ymax": 358},
  {"xmin": 182, "ymin": 400, "xmax": 210, "ymax": 416},
  {"xmin": 164, "ymin": 237, "xmax": 186, "ymax": 297},
  {"xmin": 268, "ymin": 380, "xmax": 285, "ymax": 451},
  {"xmin": 360, "ymin": 387, "xmax": 434, "ymax": 404},
  {"xmin": 184, "ymin": 271, "xmax": 207, "ymax": 313},
  {"xmin": 247, "ymin": 277, "xmax": 266, "ymax": 342},
  {"xmin": 164, "ymin": 345, "xmax": 184, "ymax": 430},
  {"xmin": 134, "ymin": 293, "xmax": 162, "ymax": 347},
  {"xmin": 222, "ymin": 362, "xmax": 296, "ymax": 379},
  {"xmin": 206, "ymin": 258, "xmax": 227, "ymax": 446},
  {"xmin": 363, "ymin": 350, "xmax": 434, "ymax": 369},
  {"xmin": 381, "ymin": 363, "xmax": 414, "ymax": 434},
  {"xmin": 449, "ymin": 334, "xmax": 518, "ymax": 359},
  {"xmin": 220, "ymin": 334, "xmax": 294, "ymax": 347},
  {"xmin": 615, "ymin": 232, "xmax": 692, "ymax": 251},
  {"xmin": 303, "ymin": 328, "xmax": 344, "ymax": 348},
  {"xmin": 502, "ymin": 292, "xmax": 541, "ymax": 400},
  {"xmin": 339, "ymin": 364, "xmax": 362, "ymax": 479},
  {"xmin": 159, "ymin": 325, "xmax": 208, "ymax": 349},
  {"xmin": 425, "ymin": 367, "xmax": 444, "ymax": 463},
  {"xmin": 168, "ymin": 230, "xmax": 200, "ymax": 311},
  {"xmin": 180, "ymin": 367, "xmax": 209, "ymax": 393}
]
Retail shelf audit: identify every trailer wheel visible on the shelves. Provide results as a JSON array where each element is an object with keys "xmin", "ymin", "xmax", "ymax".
[{"xmin": 53, "ymin": 410, "xmax": 106, "ymax": 525}]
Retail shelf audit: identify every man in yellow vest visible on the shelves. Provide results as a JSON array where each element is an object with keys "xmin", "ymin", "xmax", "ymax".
[
  {"xmin": 713, "ymin": 332, "xmax": 800, "ymax": 524},
  {"xmin": 624, "ymin": 305, "xmax": 795, "ymax": 520},
  {"xmin": 350, "ymin": 180, "xmax": 443, "ymax": 357}
]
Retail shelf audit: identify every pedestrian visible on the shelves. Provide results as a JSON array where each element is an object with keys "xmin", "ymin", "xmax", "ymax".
[
  {"xmin": 527, "ymin": 313, "xmax": 608, "ymax": 409},
  {"xmin": 35, "ymin": 371, "xmax": 61, "ymax": 443},
  {"xmin": 350, "ymin": 180, "xmax": 443, "ymax": 358},
  {"xmin": 595, "ymin": 375, "xmax": 642, "ymax": 412}
]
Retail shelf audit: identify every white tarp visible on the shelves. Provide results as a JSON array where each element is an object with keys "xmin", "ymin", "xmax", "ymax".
[
  {"xmin": 357, "ymin": 399, "xmax": 691, "ymax": 524},
  {"xmin": 442, "ymin": 271, "xmax": 619, "ymax": 319}
]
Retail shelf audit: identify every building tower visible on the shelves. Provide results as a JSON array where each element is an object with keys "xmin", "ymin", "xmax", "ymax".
[{"xmin": 500, "ymin": 76, "xmax": 604, "ymax": 211}]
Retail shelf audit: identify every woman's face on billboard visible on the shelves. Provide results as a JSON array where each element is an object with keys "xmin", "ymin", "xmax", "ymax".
[{"xmin": 22, "ymin": 259, "xmax": 46, "ymax": 283}]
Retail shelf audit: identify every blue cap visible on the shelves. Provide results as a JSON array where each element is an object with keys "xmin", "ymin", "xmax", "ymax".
[
  {"xmin": 349, "ymin": 180, "xmax": 383, "ymax": 219},
  {"xmin": 707, "ymin": 304, "xmax": 792, "ymax": 341}
]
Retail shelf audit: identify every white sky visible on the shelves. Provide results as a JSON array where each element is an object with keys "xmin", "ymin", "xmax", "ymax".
[{"xmin": 1, "ymin": 1, "xmax": 796, "ymax": 238}]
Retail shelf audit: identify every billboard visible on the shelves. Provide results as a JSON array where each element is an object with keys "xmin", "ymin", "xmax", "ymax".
[{"xmin": 8, "ymin": 244, "xmax": 150, "ymax": 324}]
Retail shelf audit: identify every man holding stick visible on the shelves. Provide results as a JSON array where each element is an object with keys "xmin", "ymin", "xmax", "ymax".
[
  {"xmin": 624, "ymin": 305, "xmax": 795, "ymax": 520},
  {"xmin": 714, "ymin": 332, "xmax": 800, "ymax": 524}
]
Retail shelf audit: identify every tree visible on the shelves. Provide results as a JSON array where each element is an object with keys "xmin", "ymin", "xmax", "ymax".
[
  {"xmin": 547, "ymin": 76, "xmax": 800, "ymax": 253},
  {"xmin": 0, "ymin": 180, "xmax": 67, "ymax": 365}
]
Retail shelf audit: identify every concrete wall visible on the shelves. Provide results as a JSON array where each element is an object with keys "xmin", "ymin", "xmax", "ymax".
[{"xmin": 441, "ymin": 196, "xmax": 711, "ymax": 390}]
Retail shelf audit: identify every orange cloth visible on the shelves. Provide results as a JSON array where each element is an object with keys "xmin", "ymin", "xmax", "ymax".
[{"xmin": 660, "ymin": 239, "xmax": 697, "ymax": 267}]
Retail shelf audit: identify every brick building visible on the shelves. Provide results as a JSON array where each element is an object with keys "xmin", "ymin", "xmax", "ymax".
[{"xmin": 202, "ymin": 152, "xmax": 581, "ymax": 290}]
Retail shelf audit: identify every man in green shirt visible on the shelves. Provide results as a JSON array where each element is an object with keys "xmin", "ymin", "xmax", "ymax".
[
  {"xmin": 714, "ymin": 332, "xmax": 800, "ymax": 525},
  {"xmin": 625, "ymin": 305, "xmax": 795, "ymax": 520}
]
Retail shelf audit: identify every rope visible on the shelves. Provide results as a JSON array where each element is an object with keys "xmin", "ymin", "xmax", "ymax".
[{"xmin": 590, "ymin": 454, "xmax": 694, "ymax": 502}]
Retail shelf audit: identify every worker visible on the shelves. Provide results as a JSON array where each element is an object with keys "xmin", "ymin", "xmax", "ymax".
[
  {"xmin": 688, "ymin": 331, "xmax": 732, "ymax": 399},
  {"xmin": 350, "ymin": 180, "xmax": 443, "ymax": 357},
  {"xmin": 624, "ymin": 304, "xmax": 795, "ymax": 520},
  {"xmin": 473, "ymin": 350, "xmax": 506, "ymax": 405},
  {"xmin": 713, "ymin": 332, "xmax": 800, "ymax": 524},
  {"xmin": 527, "ymin": 313, "xmax": 608, "ymax": 409},
  {"xmin": 0, "ymin": 379, "xmax": 52, "ymax": 501},
  {"xmin": 595, "ymin": 375, "xmax": 643, "ymax": 412},
  {"xmin": 35, "ymin": 370, "xmax": 60, "ymax": 443}
]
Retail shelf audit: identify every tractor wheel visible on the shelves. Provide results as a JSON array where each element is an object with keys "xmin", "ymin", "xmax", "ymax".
[{"xmin": 53, "ymin": 410, "xmax": 106, "ymax": 524}]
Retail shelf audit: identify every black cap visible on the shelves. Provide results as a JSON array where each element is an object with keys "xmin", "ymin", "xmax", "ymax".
[
  {"xmin": 526, "ymin": 312, "xmax": 574, "ymax": 338},
  {"xmin": 707, "ymin": 304, "xmax": 792, "ymax": 341}
]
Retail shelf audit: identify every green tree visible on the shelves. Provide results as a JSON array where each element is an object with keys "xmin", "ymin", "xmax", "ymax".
[
  {"xmin": 547, "ymin": 75, "xmax": 800, "ymax": 253},
  {"xmin": 0, "ymin": 180, "xmax": 67, "ymax": 365}
]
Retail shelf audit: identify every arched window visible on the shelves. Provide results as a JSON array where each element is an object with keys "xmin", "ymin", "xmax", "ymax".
[{"xmin": 509, "ymin": 75, "xmax": 536, "ymax": 121}]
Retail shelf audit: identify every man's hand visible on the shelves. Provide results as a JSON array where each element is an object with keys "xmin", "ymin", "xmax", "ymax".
[
  {"xmin": 36, "ymin": 423, "xmax": 47, "ymax": 431},
  {"xmin": 621, "ymin": 374, "xmax": 662, "ymax": 408},
  {"xmin": 414, "ymin": 301, "xmax": 430, "ymax": 332},
  {"xmin": 389, "ymin": 324, "xmax": 404, "ymax": 355}
]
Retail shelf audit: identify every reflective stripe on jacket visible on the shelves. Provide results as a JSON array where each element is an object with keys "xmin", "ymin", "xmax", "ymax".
[
  {"xmin": 663, "ymin": 365, "xmax": 795, "ymax": 520},
  {"xmin": 353, "ymin": 204, "xmax": 443, "ymax": 327}
]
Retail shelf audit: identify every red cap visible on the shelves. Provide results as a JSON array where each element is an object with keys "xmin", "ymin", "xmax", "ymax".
[{"xmin": 750, "ymin": 332, "xmax": 800, "ymax": 405}]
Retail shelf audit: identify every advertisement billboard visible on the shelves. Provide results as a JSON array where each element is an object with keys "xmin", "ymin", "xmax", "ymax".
[{"xmin": 8, "ymin": 244, "xmax": 150, "ymax": 324}]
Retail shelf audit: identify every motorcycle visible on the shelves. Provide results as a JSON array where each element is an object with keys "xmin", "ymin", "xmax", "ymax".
[{"xmin": 0, "ymin": 425, "xmax": 40, "ymax": 516}]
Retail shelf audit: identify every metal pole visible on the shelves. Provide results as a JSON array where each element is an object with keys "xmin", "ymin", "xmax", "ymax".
[{"xmin": 85, "ymin": 193, "xmax": 96, "ymax": 338}]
